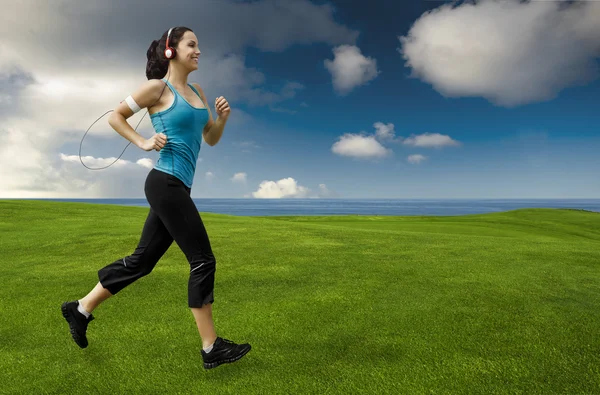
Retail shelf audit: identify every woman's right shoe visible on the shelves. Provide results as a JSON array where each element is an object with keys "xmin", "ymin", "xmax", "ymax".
[{"xmin": 201, "ymin": 337, "xmax": 251, "ymax": 369}]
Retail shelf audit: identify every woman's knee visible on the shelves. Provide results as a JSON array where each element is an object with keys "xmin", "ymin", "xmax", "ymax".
[
  {"xmin": 126, "ymin": 255, "xmax": 159, "ymax": 276},
  {"xmin": 189, "ymin": 256, "xmax": 216, "ymax": 275}
]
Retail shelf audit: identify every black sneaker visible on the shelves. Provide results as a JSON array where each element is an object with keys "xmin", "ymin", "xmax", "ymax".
[
  {"xmin": 201, "ymin": 337, "xmax": 251, "ymax": 369},
  {"xmin": 61, "ymin": 301, "xmax": 94, "ymax": 348}
]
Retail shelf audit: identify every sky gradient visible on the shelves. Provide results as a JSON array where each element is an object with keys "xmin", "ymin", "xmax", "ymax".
[{"xmin": 1, "ymin": 0, "xmax": 599, "ymax": 199}]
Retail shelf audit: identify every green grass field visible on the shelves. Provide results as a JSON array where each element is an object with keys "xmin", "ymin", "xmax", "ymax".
[{"xmin": 1, "ymin": 200, "xmax": 599, "ymax": 394}]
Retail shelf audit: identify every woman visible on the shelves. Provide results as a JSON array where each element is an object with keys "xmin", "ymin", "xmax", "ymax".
[{"xmin": 61, "ymin": 26, "xmax": 251, "ymax": 370}]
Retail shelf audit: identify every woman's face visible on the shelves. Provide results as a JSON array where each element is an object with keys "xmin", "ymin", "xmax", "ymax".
[{"xmin": 177, "ymin": 31, "xmax": 201, "ymax": 70}]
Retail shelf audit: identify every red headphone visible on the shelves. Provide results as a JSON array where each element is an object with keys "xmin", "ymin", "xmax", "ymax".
[{"xmin": 164, "ymin": 27, "xmax": 176, "ymax": 59}]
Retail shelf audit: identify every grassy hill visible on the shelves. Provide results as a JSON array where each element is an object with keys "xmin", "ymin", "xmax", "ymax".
[{"xmin": 1, "ymin": 200, "xmax": 598, "ymax": 394}]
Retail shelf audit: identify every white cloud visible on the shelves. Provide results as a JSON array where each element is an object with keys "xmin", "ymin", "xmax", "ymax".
[
  {"xmin": 332, "ymin": 123, "xmax": 460, "ymax": 162},
  {"xmin": 402, "ymin": 133, "xmax": 461, "ymax": 148},
  {"xmin": 205, "ymin": 171, "xmax": 215, "ymax": 181},
  {"xmin": 0, "ymin": 0, "xmax": 359, "ymax": 198},
  {"xmin": 324, "ymin": 45, "xmax": 380, "ymax": 95},
  {"xmin": 408, "ymin": 154, "xmax": 427, "ymax": 164},
  {"xmin": 0, "ymin": 0, "xmax": 359, "ymax": 75},
  {"xmin": 12, "ymin": 72, "xmax": 141, "ymax": 138},
  {"xmin": 136, "ymin": 158, "xmax": 154, "ymax": 169},
  {"xmin": 246, "ymin": 178, "xmax": 336, "ymax": 199},
  {"xmin": 62, "ymin": 154, "xmax": 127, "ymax": 168},
  {"xmin": 232, "ymin": 172, "xmax": 247, "ymax": 183},
  {"xmin": 398, "ymin": 0, "xmax": 600, "ymax": 107},
  {"xmin": 374, "ymin": 122, "xmax": 396, "ymax": 141},
  {"xmin": 0, "ymin": 83, "xmax": 157, "ymax": 198},
  {"xmin": 62, "ymin": 154, "xmax": 154, "ymax": 170},
  {"xmin": 317, "ymin": 183, "xmax": 338, "ymax": 198},
  {"xmin": 252, "ymin": 177, "xmax": 311, "ymax": 198},
  {"xmin": 0, "ymin": 0, "xmax": 354, "ymax": 110},
  {"xmin": 0, "ymin": 151, "xmax": 156, "ymax": 198},
  {"xmin": 331, "ymin": 133, "xmax": 391, "ymax": 159}
]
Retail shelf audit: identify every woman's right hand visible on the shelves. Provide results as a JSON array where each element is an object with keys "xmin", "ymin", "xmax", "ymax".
[{"xmin": 141, "ymin": 133, "xmax": 167, "ymax": 151}]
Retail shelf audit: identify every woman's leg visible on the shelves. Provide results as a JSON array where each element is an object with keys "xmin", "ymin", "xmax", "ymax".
[
  {"xmin": 95, "ymin": 208, "xmax": 174, "ymax": 304},
  {"xmin": 79, "ymin": 281, "xmax": 113, "ymax": 313},
  {"xmin": 191, "ymin": 304, "xmax": 217, "ymax": 349},
  {"xmin": 77, "ymin": 207, "xmax": 174, "ymax": 313}
]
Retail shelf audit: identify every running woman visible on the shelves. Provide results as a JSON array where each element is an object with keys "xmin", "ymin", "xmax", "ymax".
[{"xmin": 61, "ymin": 26, "xmax": 251, "ymax": 370}]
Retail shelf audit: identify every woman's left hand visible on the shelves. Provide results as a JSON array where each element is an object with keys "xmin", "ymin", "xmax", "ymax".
[{"xmin": 215, "ymin": 96, "xmax": 230, "ymax": 119}]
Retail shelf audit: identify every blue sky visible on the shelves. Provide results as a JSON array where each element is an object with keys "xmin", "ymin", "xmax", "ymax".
[
  {"xmin": 193, "ymin": 0, "xmax": 600, "ymax": 199},
  {"xmin": 1, "ymin": 0, "xmax": 599, "ymax": 198}
]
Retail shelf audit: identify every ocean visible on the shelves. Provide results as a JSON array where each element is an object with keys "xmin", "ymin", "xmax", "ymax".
[{"xmin": 7, "ymin": 198, "xmax": 600, "ymax": 216}]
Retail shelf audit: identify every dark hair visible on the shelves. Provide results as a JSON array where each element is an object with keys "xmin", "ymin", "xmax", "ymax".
[{"xmin": 145, "ymin": 26, "xmax": 193, "ymax": 80}]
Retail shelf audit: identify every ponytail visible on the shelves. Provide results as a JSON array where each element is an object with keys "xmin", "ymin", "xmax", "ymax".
[{"xmin": 145, "ymin": 39, "xmax": 168, "ymax": 80}]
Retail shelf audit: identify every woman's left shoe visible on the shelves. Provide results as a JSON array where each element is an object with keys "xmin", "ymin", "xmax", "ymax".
[{"xmin": 201, "ymin": 337, "xmax": 251, "ymax": 369}]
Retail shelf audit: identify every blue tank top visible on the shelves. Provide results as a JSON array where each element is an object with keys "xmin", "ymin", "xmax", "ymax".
[{"xmin": 150, "ymin": 78, "xmax": 209, "ymax": 188}]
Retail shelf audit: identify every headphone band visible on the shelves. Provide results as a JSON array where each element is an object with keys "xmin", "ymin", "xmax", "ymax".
[
  {"xmin": 166, "ymin": 27, "xmax": 174, "ymax": 48},
  {"xmin": 165, "ymin": 27, "xmax": 176, "ymax": 59}
]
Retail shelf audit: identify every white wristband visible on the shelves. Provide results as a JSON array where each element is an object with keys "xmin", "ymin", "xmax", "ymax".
[{"xmin": 125, "ymin": 95, "xmax": 141, "ymax": 113}]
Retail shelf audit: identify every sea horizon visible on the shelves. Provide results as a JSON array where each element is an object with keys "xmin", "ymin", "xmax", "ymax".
[{"xmin": 3, "ymin": 198, "xmax": 599, "ymax": 217}]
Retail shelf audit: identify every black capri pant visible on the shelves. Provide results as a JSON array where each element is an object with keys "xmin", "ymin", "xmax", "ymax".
[{"xmin": 98, "ymin": 168, "xmax": 216, "ymax": 308}]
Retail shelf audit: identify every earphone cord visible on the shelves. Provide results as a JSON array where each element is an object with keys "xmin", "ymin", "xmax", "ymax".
[{"xmin": 79, "ymin": 67, "xmax": 171, "ymax": 170}]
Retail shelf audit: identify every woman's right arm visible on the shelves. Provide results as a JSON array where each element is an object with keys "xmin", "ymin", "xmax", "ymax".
[{"xmin": 108, "ymin": 79, "xmax": 166, "ymax": 151}]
